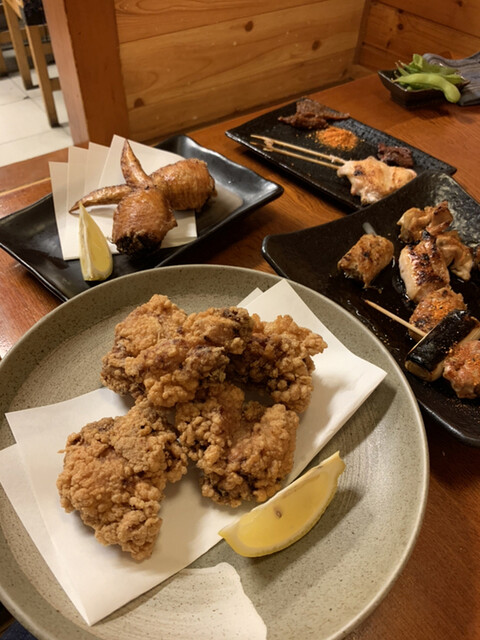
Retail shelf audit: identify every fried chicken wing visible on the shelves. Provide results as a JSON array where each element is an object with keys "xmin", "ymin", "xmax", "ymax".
[
  {"xmin": 57, "ymin": 399, "xmax": 187, "ymax": 560},
  {"xmin": 112, "ymin": 186, "xmax": 177, "ymax": 255},
  {"xmin": 175, "ymin": 382, "xmax": 299, "ymax": 507},
  {"xmin": 69, "ymin": 150, "xmax": 215, "ymax": 214},
  {"xmin": 150, "ymin": 158, "xmax": 216, "ymax": 211},
  {"xmin": 229, "ymin": 314, "xmax": 327, "ymax": 413}
]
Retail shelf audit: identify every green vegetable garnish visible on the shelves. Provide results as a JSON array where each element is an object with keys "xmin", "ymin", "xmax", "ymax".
[{"xmin": 393, "ymin": 54, "xmax": 465, "ymax": 103}]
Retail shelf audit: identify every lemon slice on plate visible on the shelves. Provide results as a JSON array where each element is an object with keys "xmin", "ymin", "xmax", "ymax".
[
  {"xmin": 219, "ymin": 451, "xmax": 345, "ymax": 557},
  {"xmin": 78, "ymin": 203, "xmax": 113, "ymax": 281}
]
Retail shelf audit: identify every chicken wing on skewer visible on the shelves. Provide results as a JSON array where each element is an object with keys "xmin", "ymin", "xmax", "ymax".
[
  {"xmin": 337, "ymin": 233, "xmax": 394, "ymax": 287},
  {"xmin": 337, "ymin": 156, "xmax": 417, "ymax": 205}
]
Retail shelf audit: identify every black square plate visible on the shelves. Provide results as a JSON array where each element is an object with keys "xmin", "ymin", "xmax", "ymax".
[
  {"xmin": 226, "ymin": 100, "xmax": 456, "ymax": 210},
  {"xmin": 0, "ymin": 135, "xmax": 283, "ymax": 301},
  {"xmin": 262, "ymin": 172, "xmax": 480, "ymax": 445}
]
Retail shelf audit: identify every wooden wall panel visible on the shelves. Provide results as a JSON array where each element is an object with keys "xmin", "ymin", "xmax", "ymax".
[
  {"xmin": 115, "ymin": 0, "xmax": 326, "ymax": 43},
  {"xmin": 119, "ymin": 0, "xmax": 366, "ymax": 141},
  {"xmin": 357, "ymin": 1, "xmax": 480, "ymax": 71}
]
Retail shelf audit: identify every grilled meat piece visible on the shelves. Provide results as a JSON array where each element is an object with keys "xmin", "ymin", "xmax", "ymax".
[
  {"xmin": 399, "ymin": 233, "xmax": 450, "ymax": 302},
  {"xmin": 408, "ymin": 286, "xmax": 466, "ymax": 338},
  {"xmin": 377, "ymin": 142, "xmax": 414, "ymax": 168},
  {"xmin": 443, "ymin": 340, "xmax": 480, "ymax": 399},
  {"xmin": 338, "ymin": 233, "xmax": 394, "ymax": 286},
  {"xmin": 337, "ymin": 157, "xmax": 417, "ymax": 205},
  {"xmin": 278, "ymin": 97, "xmax": 349, "ymax": 130},
  {"xmin": 397, "ymin": 201, "xmax": 453, "ymax": 243},
  {"xmin": 436, "ymin": 230, "xmax": 474, "ymax": 280}
]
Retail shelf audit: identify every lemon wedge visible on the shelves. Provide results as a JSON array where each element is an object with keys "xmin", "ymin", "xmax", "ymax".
[
  {"xmin": 219, "ymin": 451, "xmax": 345, "ymax": 557},
  {"xmin": 78, "ymin": 203, "xmax": 113, "ymax": 281}
]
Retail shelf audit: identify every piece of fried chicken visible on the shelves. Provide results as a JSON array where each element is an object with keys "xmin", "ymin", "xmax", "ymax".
[
  {"xmin": 175, "ymin": 382, "xmax": 299, "ymax": 507},
  {"xmin": 57, "ymin": 399, "xmax": 187, "ymax": 561},
  {"xmin": 228, "ymin": 314, "xmax": 327, "ymax": 413},
  {"xmin": 101, "ymin": 294, "xmax": 188, "ymax": 398},
  {"xmin": 101, "ymin": 299, "xmax": 254, "ymax": 407}
]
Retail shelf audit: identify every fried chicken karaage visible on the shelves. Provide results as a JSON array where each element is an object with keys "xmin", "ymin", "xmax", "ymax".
[
  {"xmin": 59, "ymin": 294, "xmax": 328, "ymax": 558},
  {"xmin": 101, "ymin": 301, "xmax": 254, "ymax": 407},
  {"xmin": 57, "ymin": 399, "xmax": 187, "ymax": 560},
  {"xmin": 175, "ymin": 382, "xmax": 299, "ymax": 507},
  {"xmin": 229, "ymin": 314, "xmax": 327, "ymax": 413}
]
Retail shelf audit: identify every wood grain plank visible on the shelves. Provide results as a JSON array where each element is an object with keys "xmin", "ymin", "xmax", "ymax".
[
  {"xmin": 120, "ymin": 0, "xmax": 364, "ymax": 140},
  {"xmin": 130, "ymin": 52, "xmax": 354, "ymax": 141},
  {"xmin": 378, "ymin": 0, "xmax": 480, "ymax": 39},
  {"xmin": 358, "ymin": 1, "xmax": 480, "ymax": 65},
  {"xmin": 115, "ymin": 0, "xmax": 332, "ymax": 43}
]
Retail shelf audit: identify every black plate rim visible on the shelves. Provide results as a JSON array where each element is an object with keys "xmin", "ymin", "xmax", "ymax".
[{"xmin": 0, "ymin": 135, "xmax": 283, "ymax": 302}]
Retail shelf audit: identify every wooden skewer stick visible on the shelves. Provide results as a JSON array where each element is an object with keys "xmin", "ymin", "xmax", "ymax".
[
  {"xmin": 365, "ymin": 299, "xmax": 426, "ymax": 338},
  {"xmin": 250, "ymin": 134, "xmax": 346, "ymax": 167}
]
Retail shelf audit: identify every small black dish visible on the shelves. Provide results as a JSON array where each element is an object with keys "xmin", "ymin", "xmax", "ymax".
[
  {"xmin": 0, "ymin": 135, "xmax": 283, "ymax": 301},
  {"xmin": 262, "ymin": 171, "xmax": 480, "ymax": 446},
  {"xmin": 378, "ymin": 69, "xmax": 447, "ymax": 107}
]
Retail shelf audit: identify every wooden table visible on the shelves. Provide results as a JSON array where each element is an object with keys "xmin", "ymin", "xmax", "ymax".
[{"xmin": 1, "ymin": 74, "xmax": 480, "ymax": 639}]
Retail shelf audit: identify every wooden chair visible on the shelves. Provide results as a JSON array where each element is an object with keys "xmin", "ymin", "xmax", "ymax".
[{"xmin": 3, "ymin": 0, "xmax": 60, "ymax": 126}]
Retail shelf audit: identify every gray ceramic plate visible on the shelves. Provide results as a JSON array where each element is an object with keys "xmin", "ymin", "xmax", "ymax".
[{"xmin": 0, "ymin": 265, "xmax": 428, "ymax": 640}]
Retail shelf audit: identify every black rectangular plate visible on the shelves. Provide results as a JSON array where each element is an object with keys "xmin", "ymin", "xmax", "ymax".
[
  {"xmin": 262, "ymin": 172, "xmax": 480, "ymax": 445},
  {"xmin": 226, "ymin": 100, "xmax": 456, "ymax": 211},
  {"xmin": 0, "ymin": 135, "xmax": 283, "ymax": 301}
]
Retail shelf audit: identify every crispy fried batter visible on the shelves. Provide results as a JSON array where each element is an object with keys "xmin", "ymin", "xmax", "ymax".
[
  {"xmin": 229, "ymin": 314, "xmax": 327, "ymax": 413},
  {"xmin": 57, "ymin": 399, "xmax": 187, "ymax": 560},
  {"xmin": 102, "ymin": 302, "xmax": 255, "ymax": 407},
  {"xmin": 101, "ymin": 294, "xmax": 188, "ymax": 397},
  {"xmin": 175, "ymin": 382, "xmax": 299, "ymax": 507}
]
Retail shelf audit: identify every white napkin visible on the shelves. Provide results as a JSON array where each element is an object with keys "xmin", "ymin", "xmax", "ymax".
[
  {"xmin": 0, "ymin": 280, "xmax": 386, "ymax": 626},
  {"xmin": 50, "ymin": 135, "xmax": 198, "ymax": 261}
]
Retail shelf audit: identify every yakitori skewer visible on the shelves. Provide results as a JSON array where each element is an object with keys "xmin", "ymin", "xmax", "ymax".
[
  {"xmin": 365, "ymin": 299, "xmax": 426, "ymax": 338},
  {"xmin": 250, "ymin": 134, "xmax": 345, "ymax": 168}
]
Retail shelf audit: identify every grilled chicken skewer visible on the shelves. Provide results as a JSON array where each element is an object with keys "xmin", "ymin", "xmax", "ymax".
[
  {"xmin": 337, "ymin": 234, "xmax": 394, "ymax": 286},
  {"xmin": 336, "ymin": 157, "xmax": 417, "ymax": 205}
]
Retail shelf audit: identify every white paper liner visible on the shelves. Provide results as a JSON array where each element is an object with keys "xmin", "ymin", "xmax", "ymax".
[{"xmin": 0, "ymin": 280, "xmax": 386, "ymax": 627}]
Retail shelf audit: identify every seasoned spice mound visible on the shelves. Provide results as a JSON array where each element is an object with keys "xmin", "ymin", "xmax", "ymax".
[{"xmin": 314, "ymin": 126, "xmax": 358, "ymax": 151}]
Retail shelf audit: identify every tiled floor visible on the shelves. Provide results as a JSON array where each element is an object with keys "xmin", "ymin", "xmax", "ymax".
[{"xmin": 0, "ymin": 49, "xmax": 72, "ymax": 168}]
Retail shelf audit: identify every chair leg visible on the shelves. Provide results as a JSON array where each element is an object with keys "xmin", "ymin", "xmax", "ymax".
[
  {"xmin": 25, "ymin": 23, "xmax": 59, "ymax": 126},
  {"xmin": 3, "ymin": 0, "xmax": 33, "ymax": 89}
]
